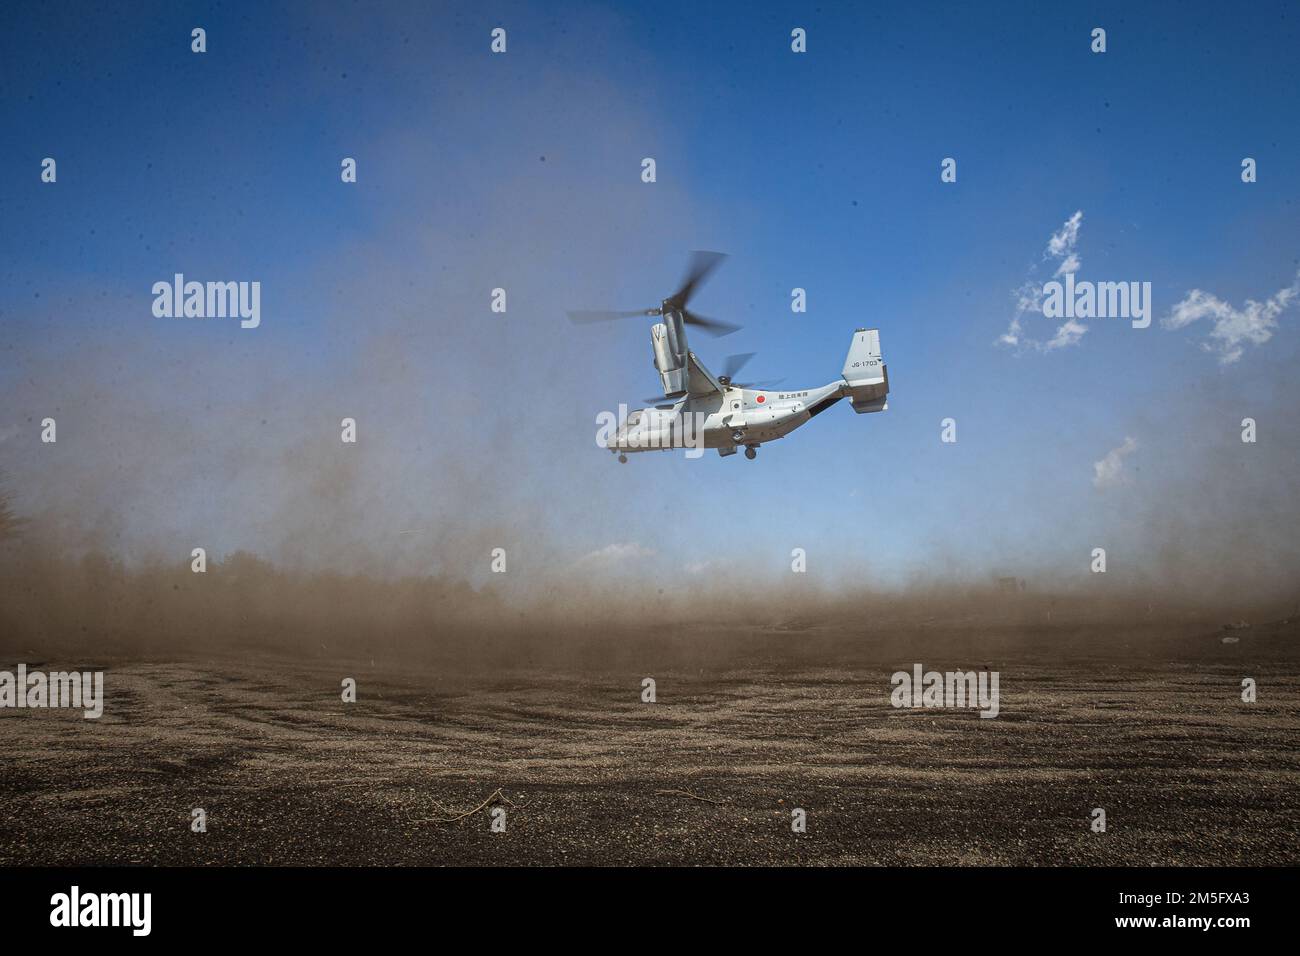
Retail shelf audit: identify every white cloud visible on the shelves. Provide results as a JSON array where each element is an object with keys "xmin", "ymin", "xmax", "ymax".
[
  {"xmin": 999, "ymin": 210, "xmax": 1086, "ymax": 352},
  {"xmin": 1045, "ymin": 318, "xmax": 1087, "ymax": 351},
  {"xmin": 1162, "ymin": 272, "xmax": 1300, "ymax": 364},
  {"xmin": 1055, "ymin": 252, "xmax": 1081, "ymax": 277},
  {"xmin": 1046, "ymin": 210, "xmax": 1083, "ymax": 259},
  {"xmin": 1093, "ymin": 436, "xmax": 1138, "ymax": 489}
]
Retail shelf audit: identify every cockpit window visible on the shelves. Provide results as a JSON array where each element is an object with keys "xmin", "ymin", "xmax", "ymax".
[{"xmin": 626, "ymin": 411, "xmax": 643, "ymax": 426}]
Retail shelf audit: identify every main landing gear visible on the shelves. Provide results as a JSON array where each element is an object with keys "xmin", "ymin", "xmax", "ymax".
[
  {"xmin": 744, "ymin": 445, "xmax": 758, "ymax": 460},
  {"xmin": 618, "ymin": 453, "xmax": 628, "ymax": 464}
]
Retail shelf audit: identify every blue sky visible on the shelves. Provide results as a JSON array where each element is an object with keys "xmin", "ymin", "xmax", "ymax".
[{"xmin": 2, "ymin": 1, "xmax": 1298, "ymax": 594}]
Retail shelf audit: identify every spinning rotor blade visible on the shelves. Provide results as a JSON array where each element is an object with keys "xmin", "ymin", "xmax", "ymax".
[
  {"xmin": 721, "ymin": 352, "xmax": 756, "ymax": 380},
  {"xmin": 668, "ymin": 251, "xmax": 727, "ymax": 309},
  {"xmin": 566, "ymin": 308, "xmax": 658, "ymax": 324},
  {"xmin": 734, "ymin": 377, "xmax": 786, "ymax": 390},
  {"xmin": 567, "ymin": 251, "xmax": 740, "ymax": 336},
  {"xmin": 682, "ymin": 309, "xmax": 740, "ymax": 337}
]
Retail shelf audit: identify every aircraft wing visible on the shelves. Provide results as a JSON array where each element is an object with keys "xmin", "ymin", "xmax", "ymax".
[{"xmin": 685, "ymin": 351, "xmax": 724, "ymax": 397}]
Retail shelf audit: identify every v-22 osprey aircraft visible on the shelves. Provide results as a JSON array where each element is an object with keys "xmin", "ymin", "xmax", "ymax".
[{"xmin": 568, "ymin": 252, "xmax": 890, "ymax": 461}]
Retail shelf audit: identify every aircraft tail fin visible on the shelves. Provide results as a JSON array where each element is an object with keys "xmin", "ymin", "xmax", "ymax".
[{"xmin": 842, "ymin": 328, "xmax": 889, "ymax": 414}]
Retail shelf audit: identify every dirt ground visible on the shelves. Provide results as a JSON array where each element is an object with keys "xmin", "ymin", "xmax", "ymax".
[{"xmin": 2, "ymin": 627, "xmax": 1297, "ymax": 866}]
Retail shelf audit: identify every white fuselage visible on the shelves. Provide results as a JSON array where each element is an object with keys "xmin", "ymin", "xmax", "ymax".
[{"xmin": 606, "ymin": 381, "xmax": 844, "ymax": 453}]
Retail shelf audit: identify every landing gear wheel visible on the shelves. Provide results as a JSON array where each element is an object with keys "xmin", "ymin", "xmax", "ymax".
[
  {"xmin": 618, "ymin": 454, "xmax": 628, "ymax": 464},
  {"xmin": 744, "ymin": 446, "xmax": 757, "ymax": 460}
]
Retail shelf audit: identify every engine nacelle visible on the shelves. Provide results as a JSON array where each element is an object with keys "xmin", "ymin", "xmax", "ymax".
[{"xmin": 651, "ymin": 322, "xmax": 686, "ymax": 397}]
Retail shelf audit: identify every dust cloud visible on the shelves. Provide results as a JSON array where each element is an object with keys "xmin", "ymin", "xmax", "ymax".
[{"xmin": 2, "ymin": 11, "xmax": 1297, "ymax": 670}]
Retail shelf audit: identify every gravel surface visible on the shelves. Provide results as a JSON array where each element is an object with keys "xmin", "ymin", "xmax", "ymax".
[{"xmin": 2, "ymin": 649, "xmax": 1296, "ymax": 866}]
